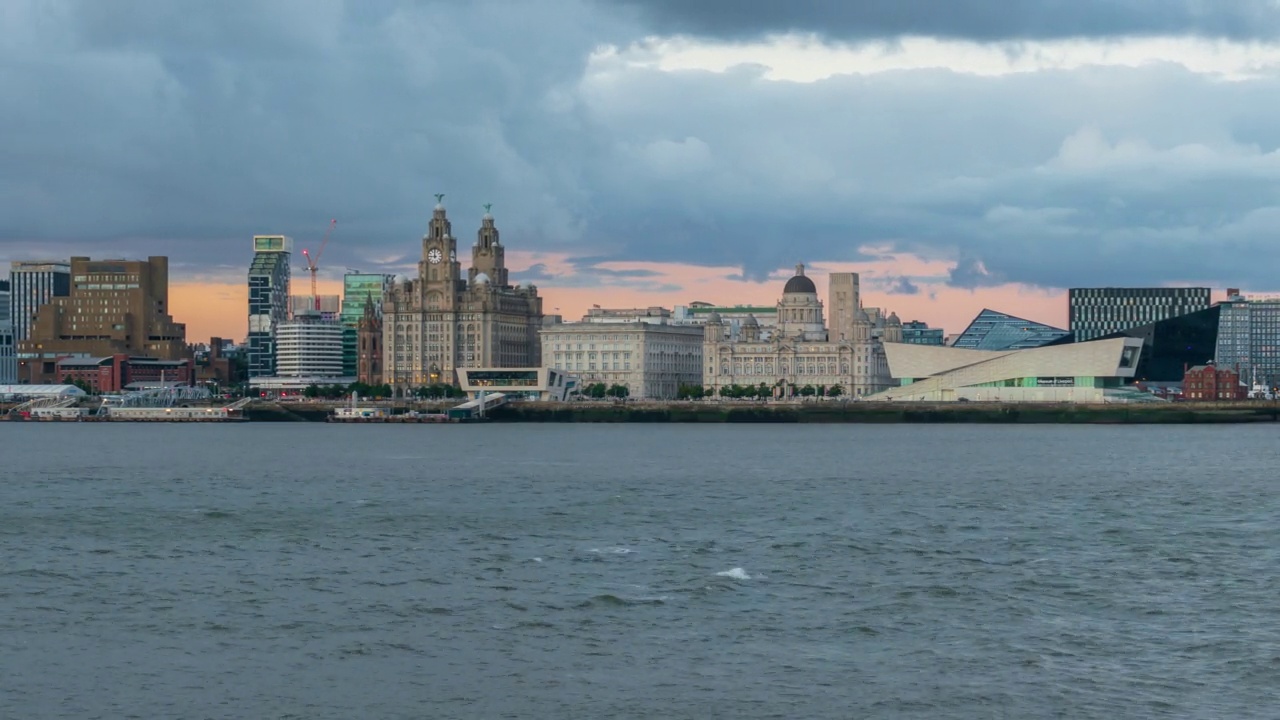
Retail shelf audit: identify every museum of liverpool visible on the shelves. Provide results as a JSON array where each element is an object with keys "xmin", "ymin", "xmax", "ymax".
[{"xmin": 871, "ymin": 337, "xmax": 1147, "ymax": 403}]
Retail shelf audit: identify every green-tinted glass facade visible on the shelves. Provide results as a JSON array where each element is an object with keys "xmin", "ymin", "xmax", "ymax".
[{"xmin": 340, "ymin": 273, "xmax": 392, "ymax": 376}]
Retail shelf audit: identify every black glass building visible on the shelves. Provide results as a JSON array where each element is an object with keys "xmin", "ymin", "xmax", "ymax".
[
  {"xmin": 1094, "ymin": 305, "xmax": 1221, "ymax": 382},
  {"xmin": 1069, "ymin": 287, "xmax": 1211, "ymax": 342}
]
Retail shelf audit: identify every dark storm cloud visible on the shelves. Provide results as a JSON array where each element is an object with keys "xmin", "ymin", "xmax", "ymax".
[
  {"xmin": 608, "ymin": 0, "xmax": 1280, "ymax": 41},
  {"xmin": 3, "ymin": 0, "xmax": 1280, "ymax": 297}
]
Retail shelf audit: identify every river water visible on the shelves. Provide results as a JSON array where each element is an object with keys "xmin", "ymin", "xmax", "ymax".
[{"xmin": 2, "ymin": 423, "xmax": 1278, "ymax": 719}]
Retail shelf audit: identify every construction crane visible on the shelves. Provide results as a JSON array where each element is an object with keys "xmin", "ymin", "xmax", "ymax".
[{"xmin": 301, "ymin": 219, "xmax": 338, "ymax": 312}]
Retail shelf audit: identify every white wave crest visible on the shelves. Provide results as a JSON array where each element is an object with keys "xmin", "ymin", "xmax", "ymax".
[{"xmin": 715, "ymin": 567, "xmax": 751, "ymax": 580}]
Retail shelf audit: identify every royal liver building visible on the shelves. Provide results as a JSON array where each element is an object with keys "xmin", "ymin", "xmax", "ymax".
[{"xmin": 382, "ymin": 196, "xmax": 543, "ymax": 392}]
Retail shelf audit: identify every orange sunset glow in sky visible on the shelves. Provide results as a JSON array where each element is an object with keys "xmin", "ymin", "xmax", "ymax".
[{"xmin": 168, "ymin": 248, "xmax": 1070, "ymax": 343}]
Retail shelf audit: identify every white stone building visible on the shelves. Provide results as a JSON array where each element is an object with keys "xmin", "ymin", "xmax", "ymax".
[
  {"xmin": 275, "ymin": 311, "xmax": 345, "ymax": 378},
  {"xmin": 703, "ymin": 265, "xmax": 898, "ymax": 398},
  {"xmin": 540, "ymin": 310, "xmax": 703, "ymax": 399},
  {"xmin": 872, "ymin": 336, "xmax": 1146, "ymax": 402},
  {"xmin": 383, "ymin": 198, "xmax": 543, "ymax": 393}
]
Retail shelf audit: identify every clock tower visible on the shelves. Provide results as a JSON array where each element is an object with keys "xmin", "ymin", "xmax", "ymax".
[{"xmin": 420, "ymin": 194, "xmax": 459, "ymax": 312}]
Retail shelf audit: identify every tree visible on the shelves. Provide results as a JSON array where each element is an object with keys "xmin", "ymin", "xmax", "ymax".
[
  {"xmin": 828, "ymin": 384, "xmax": 844, "ymax": 398},
  {"xmin": 303, "ymin": 384, "xmax": 320, "ymax": 399},
  {"xmin": 607, "ymin": 384, "xmax": 630, "ymax": 399},
  {"xmin": 719, "ymin": 385, "xmax": 733, "ymax": 399},
  {"xmin": 800, "ymin": 384, "xmax": 817, "ymax": 397}
]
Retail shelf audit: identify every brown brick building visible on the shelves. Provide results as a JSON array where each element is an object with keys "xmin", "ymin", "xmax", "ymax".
[
  {"xmin": 1182, "ymin": 364, "xmax": 1245, "ymax": 401},
  {"xmin": 17, "ymin": 256, "xmax": 190, "ymax": 383},
  {"xmin": 57, "ymin": 354, "xmax": 193, "ymax": 393}
]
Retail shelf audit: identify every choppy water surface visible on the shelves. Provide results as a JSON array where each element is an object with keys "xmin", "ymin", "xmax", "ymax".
[{"xmin": 2, "ymin": 423, "xmax": 1279, "ymax": 718}]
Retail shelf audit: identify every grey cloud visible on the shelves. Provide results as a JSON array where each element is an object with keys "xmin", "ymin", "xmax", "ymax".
[
  {"xmin": 4, "ymin": 0, "xmax": 1280, "ymax": 298},
  {"xmin": 947, "ymin": 257, "xmax": 1007, "ymax": 289},
  {"xmin": 883, "ymin": 276, "xmax": 921, "ymax": 295},
  {"xmin": 606, "ymin": 0, "xmax": 1280, "ymax": 41}
]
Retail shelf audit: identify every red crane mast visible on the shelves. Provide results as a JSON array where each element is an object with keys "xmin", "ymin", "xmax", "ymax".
[{"xmin": 301, "ymin": 219, "xmax": 337, "ymax": 312}]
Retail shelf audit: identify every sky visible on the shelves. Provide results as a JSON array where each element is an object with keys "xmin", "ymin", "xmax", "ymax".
[{"xmin": 5, "ymin": 0, "xmax": 1280, "ymax": 341}]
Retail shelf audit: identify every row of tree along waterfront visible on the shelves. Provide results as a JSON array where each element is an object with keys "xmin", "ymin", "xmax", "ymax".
[{"xmin": 676, "ymin": 383, "xmax": 847, "ymax": 400}]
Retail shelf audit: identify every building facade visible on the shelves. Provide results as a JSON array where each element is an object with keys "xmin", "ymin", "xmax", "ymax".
[
  {"xmin": 703, "ymin": 266, "xmax": 897, "ymax": 398},
  {"xmin": 901, "ymin": 320, "xmax": 945, "ymax": 346},
  {"xmin": 673, "ymin": 303, "xmax": 779, "ymax": 338},
  {"xmin": 247, "ymin": 235, "xmax": 292, "ymax": 378},
  {"xmin": 1069, "ymin": 287, "xmax": 1211, "ymax": 342},
  {"xmin": 875, "ymin": 337, "xmax": 1146, "ymax": 403},
  {"xmin": 8, "ymin": 261, "xmax": 71, "ymax": 342},
  {"xmin": 1095, "ymin": 305, "xmax": 1221, "ymax": 383},
  {"xmin": 382, "ymin": 199, "xmax": 543, "ymax": 393},
  {"xmin": 341, "ymin": 272, "xmax": 393, "ymax": 376},
  {"xmin": 0, "ymin": 280, "xmax": 13, "ymax": 383},
  {"xmin": 540, "ymin": 312, "xmax": 703, "ymax": 399},
  {"xmin": 356, "ymin": 295, "xmax": 384, "ymax": 386},
  {"xmin": 289, "ymin": 294, "xmax": 341, "ymax": 320},
  {"xmin": 952, "ymin": 309, "xmax": 1069, "ymax": 350},
  {"xmin": 1182, "ymin": 364, "xmax": 1245, "ymax": 401},
  {"xmin": 275, "ymin": 312, "xmax": 344, "ymax": 378},
  {"xmin": 57, "ymin": 354, "xmax": 194, "ymax": 393},
  {"xmin": 1215, "ymin": 291, "xmax": 1280, "ymax": 389},
  {"xmin": 18, "ymin": 257, "xmax": 189, "ymax": 384}
]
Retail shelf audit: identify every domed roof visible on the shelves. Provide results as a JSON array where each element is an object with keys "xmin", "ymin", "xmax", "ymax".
[
  {"xmin": 475, "ymin": 272, "xmax": 491, "ymax": 285},
  {"xmin": 856, "ymin": 308, "xmax": 872, "ymax": 323},
  {"xmin": 887, "ymin": 312, "xmax": 901, "ymax": 325},
  {"xmin": 394, "ymin": 274, "xmax": 410, "ymax": 285},
  {"xmin": 742, "ymin": 314, "xmax": 759, "ymax": 327},
  {"xmin": 783, "ymin": 263, "xmax": 816, "ymax": 294},
  {"xmin": 706, "ymin": 311, "xmax": 722, "ymax": 323}
]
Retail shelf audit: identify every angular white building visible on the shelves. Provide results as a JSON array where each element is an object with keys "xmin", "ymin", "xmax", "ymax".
[{"xmin": 871, "ymin": 337, "xmax": 1146, "ymax": 403}]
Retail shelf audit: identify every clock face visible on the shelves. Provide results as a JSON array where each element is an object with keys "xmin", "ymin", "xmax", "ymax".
[{"xmin": 427, "ymin": 248, "xmax": 442, "ymax": 264}]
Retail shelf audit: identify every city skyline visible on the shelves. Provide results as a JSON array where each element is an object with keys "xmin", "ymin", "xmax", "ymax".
[
  {"xmin": 4, "ymin": 1, "xmax": 1280, "ymax": 340},
  {"xmin": 6, "ymin": 244, "xmax": 1236, "ymax": 344}
]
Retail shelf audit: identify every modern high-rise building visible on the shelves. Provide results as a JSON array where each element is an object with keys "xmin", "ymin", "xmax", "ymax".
[
  {"xmin": 951, "ymin": 309, "xmax": 1069, "ymax": 350},
  {"xmin": 901, "ymin": 320, "xmax": 945, "ymax": 346},
  {"xmin": 17, "ymin": 256, "xmax": 189, "ymax": 383},
  {"xmin": 1215, "ymin": 291, "xmax": 1280, "ymax": 388},
  {"xmin": 1069, "ymin": 287, "xmax": 1211, "ymax": 342},
  {"xmin": 340, "ymin": 272, "xmax": 393, "ymax": 376},
  {"xmin": 0, "ymin": 279, "xmax": 13, "ymax": 384},
  {"xmin": 247, "ymin": 235, "xmax": 292, "ymax": 378},
  {"xmin": 383, "ymin": 198, "xmax": 544, "ymax": 391},
  {"xmin": 274, "ymin": 311, "xmax": 345, "ymax": 378},
  {"xmin": 8, "ymin": 261, "xmax": 71, "ymax": 342}
]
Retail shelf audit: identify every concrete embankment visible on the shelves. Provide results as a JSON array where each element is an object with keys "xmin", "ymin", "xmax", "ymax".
[
  {"xmin": 486, "ymin": 401, "xmax": 1280, "ymax": 424},
  {"xmin": 7, "ymin": 400, "xmax": 1277, "ymax": 424},
  {"xmin": 241, "ymin": 400, "xmax": 1280, "ymax": 424}
]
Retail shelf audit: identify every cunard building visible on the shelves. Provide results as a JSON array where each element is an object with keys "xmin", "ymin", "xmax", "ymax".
[{"xmin": 382, "ymin": 196, "xmax": 543, "ymax": 392}]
